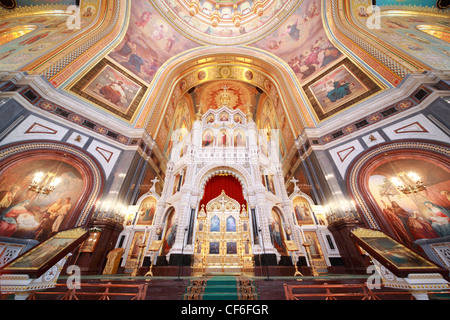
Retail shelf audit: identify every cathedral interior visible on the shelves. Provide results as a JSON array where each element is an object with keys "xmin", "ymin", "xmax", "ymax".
[{"xmin": 0, "ymin": 0, "xmax": 449, "ymax": 302}]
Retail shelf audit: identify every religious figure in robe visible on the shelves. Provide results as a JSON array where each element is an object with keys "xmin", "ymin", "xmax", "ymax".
[
  {"xmin": 18, "ymin": 32, "xmax": 49, "ymax": 45},
  {"xmin": 139, "ymin": 202, "xmax": 156, "ymax": 225},
  {"xmin": 99, "ymin": 80, "xmax": 127, "ymax": 106},
  {"xmin": 152, "ymin": 24, "xmax": 165, "ymax": 41},
  {"xmin": 51, "ymin": 197, "xmax": 71, "ymax": 233},
  {"xmin": 0, "ymin": 185, "xmax": 20, "ymax": 211},
  {"xmin": 323, "ymin": 80, "xmax": 354, "ymax": 104},
  {"xmin": 203, "ymin": 131, "xmax": 213, "ymax": 147},
  {"xmin": 0, "ymin": 200, "xmax": 33, "ymax": 237},
  {"xmin": 221, "ymin": 132, "xmax": 227, "ymax": 147},
  {"xmin": 407, "ymin": 211, "xmax": 438, "ymax": 240},
  {"xmin": 424, "ymin": 201, "xmax": 450, "ymax": 237},
  {"xmin": 135, "ymin": 11, "xmax": 152, "ymax": 28},
  {"xmin": 234, "ymin": 131, "xmax": 244, "ymax": 147},
  {"xmin": 281, "ymin": 19, "xmax": 300, "ymax": 41},
  {"xmin": 381, "ymin": 200, "xmax": 414, "ymax": 244}
]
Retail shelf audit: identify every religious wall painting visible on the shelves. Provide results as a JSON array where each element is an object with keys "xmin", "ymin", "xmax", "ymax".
[
  {"xmin": 191, "ymin": 80, "xmax": 260, "ymax": 115},
  {"xmin": 161, "ymin": 209, "xmax": 177, "ymax": 256},
  {"xmin": 163, "ymin": 99, "xmax": 193, "ymax": 159},
  {"xmin": 269, "ymin": 209, "xmax": 287, "ymax": 255},
  {"xmin": 206, "ymin": 114, "xmax": 215, "ymax": 124},
  {"xmin": 210, "ymin": 215, "xmax": 220, "ymax": 232},
  {"xmin": 303, "ymin": 59, "xmax": 382, "ymax": 121},
  {"xmin": 108, "ymin": 0, "xmax": 199, "ymax": 84},
  {"xmin": 219, "ymin": 112, "xmax": 229, "ymax": 122},
  {"xmin": 135, "ymin": 196, "xmax": 157, "ymax": 226},
  {"xmin": 234, "ymin": 129, "xmax": 245, "ymax": 147},
  {"xmin": 256, "ymin": 97, "xmax": 287, "ymax": 159},
  {"xmin": 308, "ymin": 64, "xmax": 367, "ymax": 113},
  {"xmin": 266, "ymin": 175, "xmax": 276, "ymax": 195},
  {"xmin": 304, "ymin": 231, "xmax": 322, "ymax": 259},
  {"xmin": 218, "ymin": 129, "xmax": 228, "ymax": 147},
  {"xmin": 70, "ymin": 59, "xmax": 147, "ymax": 121},
  {"xmin": 367, "ymin": 158, "xmax": 450, "ymax": 250},
  {"xmin": 226, "ymin": 215, "xmax": 236, "ymax": 232},
  {"xmin": 234, "ymin": 114, "xmax": 242, "ymax": 124},
  {"xmin": 0, "ymin": 157, "xmax": 84, "ymax": 242},
  {"xmin": 251, "ymin": 0, "xmax": 344, "ymax": 85},
  {"xmin": 359, "ymin": 11, "xmax": 450, "ymax": 70},
  {"xmin": 202, "ymin": 130, "xmax": 214, "ymax": 147},
  {"xmin": 129, "ymin": 230, "xmax": 149, "ymax": 259},
  {"xmin": 209, "ymin": 241, "xmax": 220, "ymax": 254},
  {"xmin": 81, "ymin": 64, "xmax": 142, "ymax": 113},
  {"xmin": 293, "ymin": 196, "xmax": 315, "ymax": 225},
  {"xmin": 226, "ymin": 242, "xmax": 237, "ymax": 254},
  {"xmin": 0, "ymin": 8, "xmax": 97, "ymax": 71}
]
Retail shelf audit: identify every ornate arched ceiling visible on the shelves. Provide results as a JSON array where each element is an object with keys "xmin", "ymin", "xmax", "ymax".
[
  {"xmin": 150, "ymin": 0, "xmax": 302, "ymax": 45},
  {"xmin": 1, "ymin": 0, "xmax": 449, "ymax": 168}
]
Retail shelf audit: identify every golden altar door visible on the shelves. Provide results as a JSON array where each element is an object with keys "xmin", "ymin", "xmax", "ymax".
[{"xmin": 192, "ymin": 190, "xmax": 254, "ymax": 276}]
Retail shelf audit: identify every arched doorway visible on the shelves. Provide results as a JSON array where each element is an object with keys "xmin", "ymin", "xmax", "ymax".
[
  {"xmin": 192, "ymin": 174, "xmax": 254, "ymax": 275},
  {"xmin": 192, "ymin": 190, "xmax": 253, "ymax": 275}
]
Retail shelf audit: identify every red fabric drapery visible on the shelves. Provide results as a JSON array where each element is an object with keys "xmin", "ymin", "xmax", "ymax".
[{"xmin": 199, "ymin": 175, "xmax": 245, "ymax": 208}]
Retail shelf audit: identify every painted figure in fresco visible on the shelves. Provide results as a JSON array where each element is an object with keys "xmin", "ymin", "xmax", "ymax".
[
  {"xmin": 0, "ymin": 185, "xmax": 20, "ymax": 210},
  {"xmin": 139, "ymin": 202, "xmax": 156, "ymax": 224},
  {"xmin": 381, "ymin": 200, "xmax": 414, "ymax": 244},
  {"xmin": 18, "ymin": 32, "xmax": 49, "ymax": 45},
  {"xmin": 51, "ymin": 197, "xmax": 71, "ymax": 233},
  {"xmin": 131, "ymin": 233, "xmax": 145, "ymax": 259},
  {"xmin": 407, "ymin": 211, "xmax": 439, "ymax": 240},
  {"xmin": 322, "ymin": 80, "xmax": 354, "ymax": 104},
  {"xmin": 281, "ymin": 19, "xmax": 301, "ymax": 41},
  {"xmin": 207, "ymin": 115, "xmax": 215, "ymax": 123},
  {"xmin": 209, "ymin": 242, "xmax": 220, "ymax": 254},
  {"xmin": 226, "ymin": 216, "xmax": 236, "ymax": 232},
  {"xmin": 210, "ymin": 216, "xmax": 220, "ymax": 232},
  {"xmin": 34, "ymin": 211, "xmax": 54, "ymax": 242},
  {"xmin": 33, "ymin": 198, "xmax": 63, "ymax": 241},
  {"xmin": 165, "ymin": 221, "xmax": 177, "ymax": 253},
  {"xmin": 424, "ymin": 201, "xmax": 450, "ymax": 237},
  {"xmin": 235, "ymin": 131, "xmax": 244, "ymax": 147},
  {"xmin": 166, "ymin": 34, "xmax": 176, "ymax": 52},
  {"xmin": 227, "ymin": 242, "xmax": 237, "ymax": 254},
  {"xmin": 440, "ymin": 190, "xmax": 450, "ymax": 203},
  {"xmin": 116, "ymin": 36, "xmax": 136, "ymax": 58},
  {"xmin": 152, "ymin": 24, "xmax": 165, "ymax": 41},
  {"xmin": 221, "ymin": 132, "xmax": 227, "ymax": 147},
  {"xmin": 0, "ymin": 200, "xmax": 33, "ymax": 237},
  {"xmin": 295, "ymin": 203, "xmax": 311, "ymax": 223},
  {"xmin": 98, "ymin": 80, "xmax": 127, "ymax": 106},
  {"xmin": 135, "ymin": 11, "xmax": 152, "ymax": 28},
  {"xmin": 143, "ymin": 58, "xmax": 159, "ymax": 77},
  {"xmin": 220, "ymin": 113, "xmax": 229, "ymax": 121},
  {"xmin": 269, "ymin": 216, "xmax": 284, "ymax": 253},
  {"xmin": 203, "ymin": 131, "xmax": 213, "ymax": 147},
  {"xmin": 122, "ymin": 53, "xmax": 145, "ymax": 73}
]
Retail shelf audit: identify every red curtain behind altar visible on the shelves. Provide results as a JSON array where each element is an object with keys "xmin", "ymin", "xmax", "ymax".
[{"xmin": 199, "ymin": 175, "xmax": 245, "ymax": 208}]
